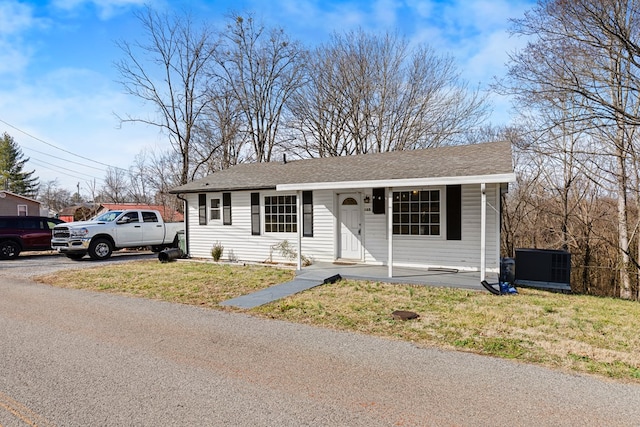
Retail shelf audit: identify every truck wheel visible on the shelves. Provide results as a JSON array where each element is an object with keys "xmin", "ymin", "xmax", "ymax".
[
  {"xmin": 66, "ymin": 253, "xmax": 86, "ymax": 260},
  {"xmin": 0, "ymin": 240, "xmax": 20, "ymax": 260},
  {"xmin": 89, "ymin": 238, "xmax": 113, "ymax": 260}
]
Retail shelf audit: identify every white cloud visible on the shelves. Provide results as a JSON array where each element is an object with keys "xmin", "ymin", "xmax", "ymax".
[
  {"xmin": 0, "ymin": 1, "xmax": 37, "ymax": 35},
  {"xmin": 373, "ymin": 0, "xmax": 402, "ymax": 28},
  {"xmin": 0, "ymin": 1, "xmax": 47, "ymax": 76},
  {"xmin": 52, "ymin": 0, "xmax": 149, "ymax": 20},
  {"xmin": 0, "ymin": 66, "xmax": 165, "ymax": 190}
]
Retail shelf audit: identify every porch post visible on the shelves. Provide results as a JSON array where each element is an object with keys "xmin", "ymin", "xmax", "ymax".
[
  {"xmin": 480, "ymin": 183, "xmax": 486, "ymax": 281},
  {"xmin": 296, "ymin": 190, "xmax": 302, "ymax": 271},
  {"xmin": 387, "ymin": 187, "xmax": 393, "ymax": 278}
]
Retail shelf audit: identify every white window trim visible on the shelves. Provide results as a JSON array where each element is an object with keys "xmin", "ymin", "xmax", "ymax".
[
  {"xmin": 209, "ymin": 197, "xmax": 221, "ymax": 221},
  {"xmin": 391, "ymin": 186, "xmax": 446, "ymax": 239}
]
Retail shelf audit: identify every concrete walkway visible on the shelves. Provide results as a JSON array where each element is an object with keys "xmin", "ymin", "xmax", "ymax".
[{"xmin": 220, "ymin": 262, "xmax": 485, "ymax": 309}]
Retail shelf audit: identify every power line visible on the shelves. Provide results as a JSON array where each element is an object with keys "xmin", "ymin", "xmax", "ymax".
[
  {"xmin": 22, "ymin": 145, "xmax": 108, "ymax": 172},
  {"xmin": 0, "ymin": 118, "xmax": 128, "ymax": 172},
  {"xmin": 28, "ymin": 157, "xmax": 105, "ymax": 183}
]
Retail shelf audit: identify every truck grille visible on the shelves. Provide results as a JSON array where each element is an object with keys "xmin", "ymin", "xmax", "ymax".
[{"xmin": 53, "ymin": 228, "xmax": 70, "ymax": 238}]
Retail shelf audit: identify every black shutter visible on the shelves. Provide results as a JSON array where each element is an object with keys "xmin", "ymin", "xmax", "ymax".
[
  {"xmin": 446, "ymin": 185, "xmax": 461, "ymax": 240},
  {"xmin": 251, "ymin": 192, "xmax": 260, "ymax": 235},
  {"xmin": 302, "ymin": 191, "xmax": 313, "ymax": 237},
  {"xmin": 372, "ymin": 188, "xmax": 385, "ymax": 214},
  {"xmin": 198, "ymin": 194, "xmax": 206, "ymax": 225},
  {"xmin": 223, "ymin": 193, "xmax": 232, "ymax": 225}
]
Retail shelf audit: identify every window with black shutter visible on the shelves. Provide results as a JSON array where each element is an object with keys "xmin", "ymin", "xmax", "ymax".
[{"xmin": 372, "ymin": 188, "xmax": 385, "ymax": 214}]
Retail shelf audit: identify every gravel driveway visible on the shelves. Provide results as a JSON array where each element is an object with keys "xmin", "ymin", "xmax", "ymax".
[
  {"xmin": 1, "ymin": 252, "xmax": 640, "ymax": 426},
  {"xmin": 0, "ymin": 249, "xmax": 156, "ymax": 278}
]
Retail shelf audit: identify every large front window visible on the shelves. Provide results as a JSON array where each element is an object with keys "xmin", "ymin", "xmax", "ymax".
[
  {"xmin": 264, "ymin": 195, "xmax": 297, "ymax": 233},
  {"xmin": 392, "ymin": 190, "xmax": 440, "ymax": 235}
]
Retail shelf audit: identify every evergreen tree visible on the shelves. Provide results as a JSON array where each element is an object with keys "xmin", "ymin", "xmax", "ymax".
[{"xmin": 0, "ymin": 132, "xmax": 39, "ymax": 197}]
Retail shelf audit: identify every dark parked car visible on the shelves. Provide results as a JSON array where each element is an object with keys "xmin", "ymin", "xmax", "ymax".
[{"xmin": 0, "ymin": 216, "xmax": 65, "ymax": 259}]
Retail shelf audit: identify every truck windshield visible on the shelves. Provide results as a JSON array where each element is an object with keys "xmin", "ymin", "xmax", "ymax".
[{"xmin": 94, "ymin": 211, "xmax": 122, "ymax": 222}]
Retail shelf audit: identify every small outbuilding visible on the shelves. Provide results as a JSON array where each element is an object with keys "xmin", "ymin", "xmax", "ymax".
[
  {"xmin": 170, "ymin": 141, "xmax": 515, "ymax": 280},
  {"xmin": 0, "ymin": 190, "xmax": 43, "ymax": 216}
]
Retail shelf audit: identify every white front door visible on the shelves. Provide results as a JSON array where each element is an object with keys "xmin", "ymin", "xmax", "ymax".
[{"xmin": 339, "ymin": 193, "xmax": 362, "ymax": 260}]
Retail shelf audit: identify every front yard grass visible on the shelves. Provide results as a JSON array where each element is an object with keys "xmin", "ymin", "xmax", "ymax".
[{"xmin": 35, "ymin": 260, "xmax": 640, "ymax": 383}]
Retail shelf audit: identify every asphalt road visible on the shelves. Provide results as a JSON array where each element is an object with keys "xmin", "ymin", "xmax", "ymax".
[{"xmin": 1, "ymin": 253, "xmax": 640, "ymax": 426}]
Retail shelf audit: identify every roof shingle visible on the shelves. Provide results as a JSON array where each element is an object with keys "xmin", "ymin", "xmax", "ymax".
[{"xmin": 170, "ymin": 141, "xmax": 514, "ymax": 193}]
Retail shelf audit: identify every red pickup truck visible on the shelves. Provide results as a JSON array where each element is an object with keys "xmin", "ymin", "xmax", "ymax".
[{"xmin": 0, "ymin": 216, "xmax": 64, "ymax": 259}]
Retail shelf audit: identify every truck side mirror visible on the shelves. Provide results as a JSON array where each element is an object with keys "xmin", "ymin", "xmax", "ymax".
[{"xmin": 117, "ymin": 216, "xmax": 130, "ymax": 224}]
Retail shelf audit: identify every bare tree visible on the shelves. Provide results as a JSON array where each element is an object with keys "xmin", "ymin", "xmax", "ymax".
[
  {"xmin": 101, "ymin": 167, "xmax": 128, "ymax": 203},
  {"xmin": 126, "ymin": 152, "xmax": 153, "ymax": 204},
  {"xmin": 501, "ymin": 0, "xmax": 640, "ymax": 299},
  {"xmin": 289, "ymin": 30, "xmax": 488, "ymax": 157},
  {"xmin": 211, "ymin": 14, "xmax": 307, "ymax": 162},
  {"xmin": 191, "ymin": 85, "xmax": 249, "ymax": 175},
  {"xmin": 145, "ymin": 149, "xmax": 183, "ymax": 216},
  {"xmin": 115, "ymin": 7, "xmax": 217, "ymax": 185},
  {"xmin": 36, "ymin": 180, "xmax": 73, "ymax": 213}
]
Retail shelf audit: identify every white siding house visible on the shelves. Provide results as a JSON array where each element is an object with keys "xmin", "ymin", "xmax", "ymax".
[{"xmin": 170, "ymin": 141, "xmax": 515, "ymax": 280}]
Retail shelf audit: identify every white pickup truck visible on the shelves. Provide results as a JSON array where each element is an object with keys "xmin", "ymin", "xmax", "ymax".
[{"xmin": 51, "ymin": 209, "xmax": 184, "ymax": 260}]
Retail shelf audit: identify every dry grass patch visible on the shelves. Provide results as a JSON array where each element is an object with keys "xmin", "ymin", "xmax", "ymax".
[
  {"xmin": 254, "ymin": 279, "xmax": 640, "ymax": 381},
  {"xmin": 36, "ymin": 261, "xmax": 640, "ymax": 382},
  {"xmin": 35, "ymin": 260, "xmax": 295, "ymax": 308}
]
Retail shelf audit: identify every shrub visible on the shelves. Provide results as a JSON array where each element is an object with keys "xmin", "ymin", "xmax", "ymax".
[{"xmin": 211, "ymin": 242, "xmax": 224, "ymax": 261}]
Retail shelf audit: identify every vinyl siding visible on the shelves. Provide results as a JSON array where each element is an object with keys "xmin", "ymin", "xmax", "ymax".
[
  {"xmin": 360, "ymin": 184, "xmax": 500, "ymax": 271},
  {"xmin": 185, "ymin": 183, "xmax": 501, "ymax": 271},
  {"xmin": 185, "ymin": 190, "xmax": 336, "ymax": 264}
]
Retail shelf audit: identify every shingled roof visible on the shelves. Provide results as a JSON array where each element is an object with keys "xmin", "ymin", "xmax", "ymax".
[{"xmin": 170, "ymin": 141, "xmax": 515, "ymax": 194}]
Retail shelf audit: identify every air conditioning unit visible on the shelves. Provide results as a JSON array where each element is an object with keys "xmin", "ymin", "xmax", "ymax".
[{"xmin": 514, "ymin": 248, "xmax": 571, "ymax": 291}]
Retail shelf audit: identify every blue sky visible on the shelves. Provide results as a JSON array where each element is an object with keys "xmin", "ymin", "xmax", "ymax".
[{"xmin": 0, "ymin": 0, "xmax": 534, "ymax": 193}]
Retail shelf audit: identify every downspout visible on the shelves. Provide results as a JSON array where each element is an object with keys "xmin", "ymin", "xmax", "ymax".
[
  {"xmin": 480, "ymin": 183, "xmax": 486, "ymax": 281},
  {"xmin": 387, "ymin": 187, "xmax": 393, "ymax": 278},
  {"xmin": 176, "ymin": 193, "xmax": 189, "ymax": 257}
]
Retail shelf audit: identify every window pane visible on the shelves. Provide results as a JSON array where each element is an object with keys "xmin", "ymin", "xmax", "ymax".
[
  {"xmin": 210, "ymin": 198, "xmax": 221, "ymax": 220},
  {"xmin": 264, "ymin": 194, "xmax": 297, "ymax": 233},
  {"xmin": 392, "ymin": 190, "xmax": 441, "ymax": 235}
]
